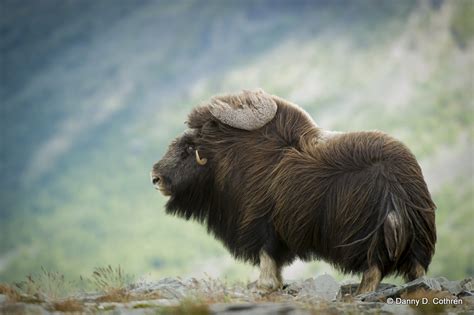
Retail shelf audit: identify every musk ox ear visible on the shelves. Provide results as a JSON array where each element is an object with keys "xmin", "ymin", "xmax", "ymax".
[{"xmin": 208, "ymin": 89, "xmax": 277, "ymax": 130}]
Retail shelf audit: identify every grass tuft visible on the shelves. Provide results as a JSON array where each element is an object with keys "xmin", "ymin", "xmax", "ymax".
[
  {"xmin": 0, "ymin": 283, "xmax": 21, "ymax": 303},
  {"xmin": 51, "ymin": 298, "xmax": 84, "ymax": 312},
  {"xmin": 91, "ymin": 265, "xmax": 133, "ymax": 292},
  {"xmin": 14, "ymin": 266, "xmax": 73, "ymax": 301},
  {"xmin": 90, "ymin": 265, "xmax": 134, "ymax": 302},
  {"xmin": 95, "ymin": 288, "xmax": 130, "ymax": 303},
  {"xmin": 189, "ymin": 276, "xmax": 234, "ymax": 304}
]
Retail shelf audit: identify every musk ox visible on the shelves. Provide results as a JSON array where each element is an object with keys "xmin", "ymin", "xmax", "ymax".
[{"xmin": 151, "ymin": 89, "xmax": 436, "ymax": 294}]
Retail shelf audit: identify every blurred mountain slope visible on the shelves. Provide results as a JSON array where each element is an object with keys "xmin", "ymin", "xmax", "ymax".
[{"xmin": 0, "ymin": 0, "xmax": 472, "ymax": 282}]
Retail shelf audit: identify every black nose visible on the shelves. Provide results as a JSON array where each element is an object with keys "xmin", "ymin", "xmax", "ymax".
[{"xmin": 151, "ymin": 173, "xmax": 162, "ymax": 185}]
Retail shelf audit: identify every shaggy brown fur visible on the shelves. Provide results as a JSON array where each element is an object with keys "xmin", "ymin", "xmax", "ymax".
[{"xmin": 152, "ymin": 94, "xmax": 436, "ymax": 294}]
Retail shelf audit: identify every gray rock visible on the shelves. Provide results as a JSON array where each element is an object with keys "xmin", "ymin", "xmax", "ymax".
[
  {"xmin": 105, "ymin": 305, "xmax": 151, "ymax": 315},
  {"xmin": 338, "ymin": 282, "xmax": 396, "ymax": 299},
  {"xmin": 74, "ymin": 292, "xmax": 104, "ymax": 302},
  {"xmin": 297, "ymin": 274, "xmax": 341, "ymax": 301},
  {"xmin": 97, "ymin": 302, "xmax": 120, "ymax": 310},
  {"xmin": 130, "ymin": 277, "xmax": 189, "ymax": 299},
  {"xmin": 0, "ymin": 294, "xmax": 7, "ymax": 304},
  {"xmin": 210, "ymin": 303, "xmax": 257, "ymax": 314},
  {"xmin": 0, "ymin": 303, "xmax": 48, "ymax": 315},
  {"xmin": 359, "ymin": 277, "xmax": 447, "ymax": 302},
  {"xmin": 435, "ymin": 277, "xmax": 465, "ymax": 295},
  {"xmin": 210, "ymin": 302, "xmax": 311, "ymax": 315},
  {"xmin": 436, "ymin": 277, "xmax": 472, "ymax": 296},
  {"xmin": 337, "ymin": 283, "xmax": 360, "ymax": 298},
  {"xmin": 404, "ymin": 276, "xmax": 442, "ymax": 291},
  {"xmin": 3, "ymin": 276, "xmax": 472, "ymax": 314},
  {"xmin": 358, "ymin": 285, "xmax": 403, "ymax": 302},
  {"xmin": 460, "ymin": 278, "xmax": 473, "ymax": 293},
  {"xmin": 152, "ymin": 298, "xmax": 180, "ymax": 306},
  {"xmin": 447, "ymin": 277, "xmax": 473, "ymax": 297},
  {"xmin": 283, "ymin": 280, "xmax": 304, "ymax": 295}
]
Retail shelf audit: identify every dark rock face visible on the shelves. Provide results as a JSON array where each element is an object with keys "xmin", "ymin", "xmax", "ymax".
[{"xmin": 1, "ymin": 276, "xmax": 472, "ymax": 314}]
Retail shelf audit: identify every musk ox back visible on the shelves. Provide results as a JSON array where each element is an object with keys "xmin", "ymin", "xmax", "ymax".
[{"xmin": 151, "ymin": 89, "xmax": 436, "ymax": 294}]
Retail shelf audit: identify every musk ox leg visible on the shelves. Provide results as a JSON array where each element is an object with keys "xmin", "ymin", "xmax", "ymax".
[
  {"xmin": 356, "ymin": 266, "xmax": 382, "ymax": 295},
  {"xmin": 404, "ymin": 261, "xmax": 426, "ymax": 282},
  {"xmin": 257, "ymin": 250, "xmax": 282, "ymax": 291}
]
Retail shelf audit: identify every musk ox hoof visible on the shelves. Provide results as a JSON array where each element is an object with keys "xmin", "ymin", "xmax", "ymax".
[{"xmin": 257, "ymin": 276, "xmax": 283, "ymax": 292}]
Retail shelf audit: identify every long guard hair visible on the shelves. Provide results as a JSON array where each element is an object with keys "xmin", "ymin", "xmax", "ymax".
[{"xmin": 165, "ymin": 95, "xmax": 436, "ymax": 280}]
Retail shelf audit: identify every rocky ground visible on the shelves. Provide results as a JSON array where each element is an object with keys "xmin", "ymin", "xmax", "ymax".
[{"xmin": 0, "ymin": 275, "xmax": 472, "ymax": 314}]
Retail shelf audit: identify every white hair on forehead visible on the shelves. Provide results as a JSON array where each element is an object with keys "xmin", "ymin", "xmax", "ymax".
[{"xmin": 209, "ymin": 89, "xmax": 277, "ymax": 130}]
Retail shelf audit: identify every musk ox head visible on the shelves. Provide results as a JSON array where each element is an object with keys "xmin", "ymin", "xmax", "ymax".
[
  {"xmin": 151, "ymin": 129, "xmax": 207, "ymax": 196},
  {"xmin": 151, "ymin": 89, "xmax": 279, "ymax": 209}
]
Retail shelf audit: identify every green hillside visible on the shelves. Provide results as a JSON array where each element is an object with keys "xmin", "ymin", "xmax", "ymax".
[{"xmin": 0, "ymin": 0, "xmax": 472, "ymax": 284}]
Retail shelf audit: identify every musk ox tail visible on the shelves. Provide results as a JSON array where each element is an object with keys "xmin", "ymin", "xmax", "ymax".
[
  {"xmin": 381, "ymin": 181, "xmax": 436, "ymax": 278},
  {"xmin": 336, "ymin": 189, "xmax": 410, "ymax": 263},
  {"xmin": 343, "ymin": 184, "xmax": 434, "ymax": 274},
  {"xmin": 383, "ymin": 194, "xmax": 409, "ymax": 262}
]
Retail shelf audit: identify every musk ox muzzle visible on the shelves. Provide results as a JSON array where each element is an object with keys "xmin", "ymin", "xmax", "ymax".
[{"xmin": 150, "ymin": 89, "xmax": 437, "ymax": 294}]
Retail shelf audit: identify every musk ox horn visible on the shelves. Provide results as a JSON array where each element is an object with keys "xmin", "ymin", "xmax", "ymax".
[
  {"xmin": 209, "ymin": 89, "xmax": 277, "ymax": 130},
  {"xmin": 195, "ymin": 150, "xmax": 208, "ymax": 165}
]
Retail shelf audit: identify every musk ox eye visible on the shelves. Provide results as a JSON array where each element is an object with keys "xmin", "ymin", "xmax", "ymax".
[{"xmin": 186, "ymin": 145, "xmax": 195, "ymax": 155}]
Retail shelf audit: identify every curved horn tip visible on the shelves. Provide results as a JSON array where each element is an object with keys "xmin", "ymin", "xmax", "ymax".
[{"xmin": 195, "ymin": 150, "xmax": 208, "ymax": 165}]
